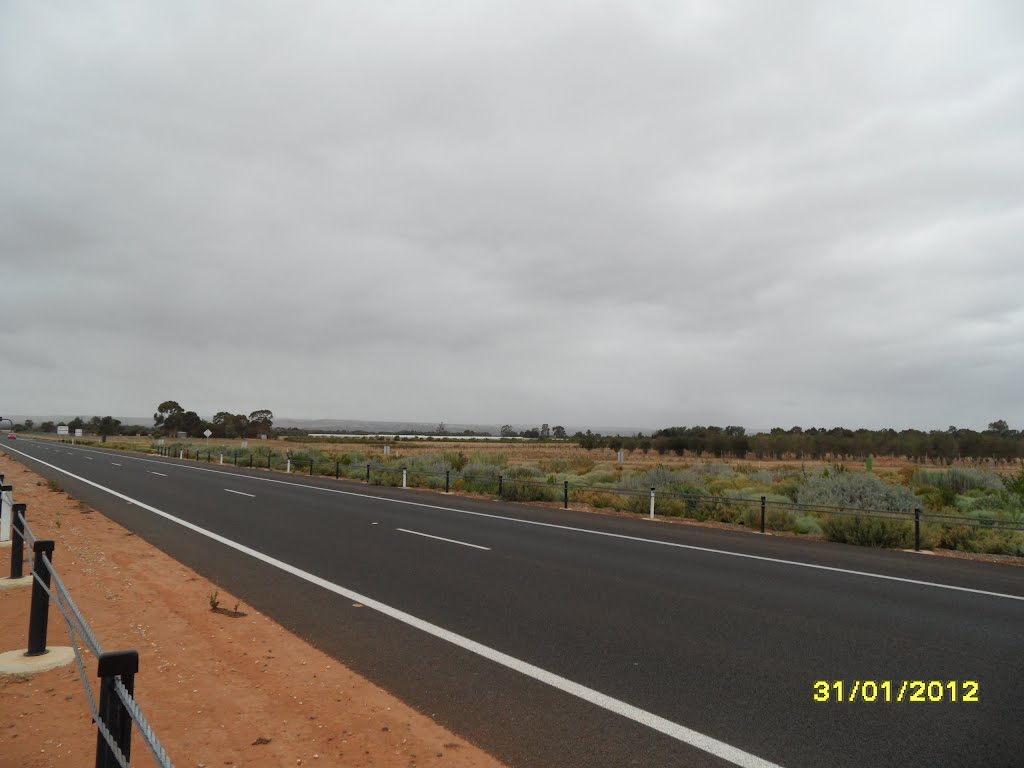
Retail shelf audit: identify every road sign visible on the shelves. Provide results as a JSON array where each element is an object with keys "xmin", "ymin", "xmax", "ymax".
[
  {"xmin": 57, "ymin": 426, "xmax": 69, "ymax": 436},
  {"xmin": 203, "ymin": 429, "xmax": 213, "ymax": 438},
  {"xmin": 74, "ymin": 429, "xmax": 83, "ymax": 437}
]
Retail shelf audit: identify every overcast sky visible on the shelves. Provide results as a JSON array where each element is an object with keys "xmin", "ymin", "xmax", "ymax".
[{"xmin": 2, "ymin": 1, "xmax": 1022, "ymax": 432}]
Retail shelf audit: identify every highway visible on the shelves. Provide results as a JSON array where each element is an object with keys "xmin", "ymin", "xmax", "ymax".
[{"xmin": 3, "ymin": 439, "xmax": 1022, "ymax": 767}]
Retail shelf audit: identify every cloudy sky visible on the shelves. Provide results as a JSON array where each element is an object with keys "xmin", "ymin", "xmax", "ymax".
[{"xmin": 2, "ymin": 1, "xmax": 1022, "ymax": 432}]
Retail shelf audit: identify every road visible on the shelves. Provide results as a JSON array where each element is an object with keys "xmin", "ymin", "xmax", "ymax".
[{"xmin": 3, "ymin": 439, "xmax": 1022, "ymax": 767}]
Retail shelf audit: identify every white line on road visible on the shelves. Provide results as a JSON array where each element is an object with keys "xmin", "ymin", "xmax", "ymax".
[
  {"xmin": 9, "ymin": 440, "xmax": 1024, "ymax": 603},
  {"xmin": 149, "ymin": 471, "xmax": 167, "ymax": 477},
  {"xmin": 0, "ymin": 442, "xmax": 783, "ymax": 768},
  {"xmin": 111, "ymin": 463, "xmax": 121, "ymax": 467},
  {"xmin": 224, "ymin": 489, "xmax": 255, "ymax": 498},
  {"xmin": 397, "ymin": 528, "xmax": 490, "ymax": 551},
  {"xmin": 84, "ymin": 457, "xmax": 92, "ymax": 460}
]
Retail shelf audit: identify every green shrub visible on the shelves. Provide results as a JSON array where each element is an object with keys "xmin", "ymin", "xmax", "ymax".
[
  {"xmin": 821, "ymin": 515, "xmax": 913, "ymax": 548},
  {"xmin": 793, "ymin": 515, "xmax": 823, "ymax": 535},
  {"xmin": 912, "ymin": 468, "xmax": 1003, "ymax": 493}
]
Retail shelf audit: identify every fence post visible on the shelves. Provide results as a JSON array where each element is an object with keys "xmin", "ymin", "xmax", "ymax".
[
  {"xmin": 649, "ymin": 488, "xmax": 655, "ymax": 519},
  {"xmin": 0, "ymin": 484, "xmax": 12, "ymax": 543},
  {"xmin": 268, "ymin": 453, "xmax": 272, "ymax": 469},
  {"xmin": 914, "ymin": 508, "xmax": 921, "ymax": 552},
  {"xmin": 10, "ymin": 504, "xmax": 27, "ymax": 579},
  {"xmin": 564, "ymin": 480, "xmax": 569, "ymax": 509},
  {"xmin": 309, "ymin": 460, "xmax": 314, "ymax": 476},
  {"xmin": 498, "ymin": 475, "xmax": 503, "ymax": 496},
  {"xmin": 95, "ymin": 650, "xmax": 139, "ymax": 768},
  {"xmin": 335, "ymin": 461, "xmax": 340, "ymax": 480},
  {"xmin": 286, "ymin": 459, "xmax": 291, "ymax": 474},
  {"xmin": 402, "ymin": 468, "xmax": 407, "ymax": 488},
  {"xmin": 179, "ymin": 450, "xmax": 183, "ymax": 459},
  {"xmin": 445, "ymin": 470, "xmax": 450, "ymax": 493},
  {"xmin": 26, "ymin": 540, "xmax": 55, "ymax": 656},
  {"xmin": 761, "ymin": 496, "xmax": 766, "ymax": 534},
  {"xmin": 366, "ymin": 464, "xmax": 371, "ymax": 483},
  {"xmin": 219, "ymin": 454, "xmax": 223, "ymax": 465}
]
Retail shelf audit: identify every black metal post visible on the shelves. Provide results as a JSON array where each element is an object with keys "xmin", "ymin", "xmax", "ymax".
[
  {"xmin": 234, "ymin": 453, "xmax": 238, "ymax": 466},
  {"xmin": 309, "ymin": 460, "xmax": 314, "ymax": 476},
  {"xmin": 914, "ymin": 508, "xmax": 921, "ymax": 552},
  {"xmin": 498, "ymin": 475, "xmax": 503, "ymax": 496},
  {"xmin": 564, "ymin": 480, "xmax": 569, "ymax": 509},
  {"xmin": 267, "ymin": 453, "xmax": 272, "ymax": 468},
  {"xmin": 95, "ymin": 650, "xmax": 139, "ymax": 768},
  {"xmin": 445, "ymin": 470, "xmax": 450, "ymax": 493},
  {"xmin": 366, "ymin": 463, "xmax": 371, "ymax": 483},
  {"xmin": 335, "ymin": 461, "xmax": 340, "ymax": 479},
  {"xmin": 10, "ymin": 503, "xmax": 26, "ymax": 579},
  {"xmin": 760, "ymin": 496, "xmax": 766, "ymax": 534},
  {"xmin": 207, "ymin": 451, "xmax": 211, "ymax": 462},
  {"xmin": 26, "ymin": 540, "xmax": 55, "ymax": 656}
]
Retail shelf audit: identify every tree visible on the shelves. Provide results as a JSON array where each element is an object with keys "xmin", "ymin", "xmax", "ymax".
[
  {"xmin": 98, "ymin": 416, "xmax": 121, "ymax": 436},
  {"xmin": 436, "ymin": 422, "xmax": 448, "ymax": 435},
  {"xmin": 40, "ymin": 421, "xmax": 55, "ymax": 433},
  {"xmin": 24, "ymin": 419, "xmax": 34, "ymax": 431},
  {"xmin": 988, "ymin": 420, "xmax": 1010, "ymax": 433},
  {"xmin": 521, "ymin": 428, "xmax": 540, "ymax": 439},
  {"xmin": 540, "ymin": 423, "xmax": 550, "ymax": 439},
  {"xmin": 154, "ymin": 401, "xmax": 185, "ymax": 435},
  {"xmin": 500, "ymin": 425, "xmax": 517, "ymax": 438},
  {"xmin": 552, "ymin": 425, "xmax": 567, "ymax": 439},
  {"xmin": 68, "ymin": 417, "xmax": 85, "ymax": 432},
  {"xmin": 249, "ymin": 409, "xmax": 274, "ymax": 436}
]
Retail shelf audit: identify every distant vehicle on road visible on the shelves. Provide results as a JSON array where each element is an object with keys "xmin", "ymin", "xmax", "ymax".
[{"xmin": 6, "ymin": 433, "xmax": 16, "ymax": 439}]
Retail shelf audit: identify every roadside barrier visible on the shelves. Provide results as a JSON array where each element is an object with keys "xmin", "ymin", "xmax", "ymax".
[
  {"xmin": 146, "ymin": 443, "xmax": 1024, "ymax": 552},
  {"xmin": 2, "ymin": 481, "xmax": 176, "ymax": 768}
]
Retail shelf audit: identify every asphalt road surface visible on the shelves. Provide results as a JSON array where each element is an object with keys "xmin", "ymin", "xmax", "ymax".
[{"xmin": 3, "ymin": 439, "xmax": 1022, "ymax": 767}]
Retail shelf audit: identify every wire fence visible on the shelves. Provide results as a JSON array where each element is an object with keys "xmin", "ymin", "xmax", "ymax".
[
  {"xmin": 4, "ymin": 497, "xmax": 175, "ymax": 767},
  {"xmin": 152, "ymin": 446, "xmax": 1024, "ymax": 551}
]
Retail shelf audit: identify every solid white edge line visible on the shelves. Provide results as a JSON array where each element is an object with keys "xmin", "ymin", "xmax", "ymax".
[
  {"xmin": 1, "ymin": 442, "xmax": 782, "ymax": 768},
  {"xmin": 224, "ymin": 489, "xmax": 255, "ymax": 498},
  {"xmin": 149, "ymin": 472, "xmax": 167, "ymax": 477},
  {"xmin": 397, "ymin": 528, "xmax": 490, "ymax": 551},
  {"xmin": 9, "ymin": 440, "xmax": 1024, "ymax": 603}
]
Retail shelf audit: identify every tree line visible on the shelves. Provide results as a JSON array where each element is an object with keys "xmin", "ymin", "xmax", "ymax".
[
  {"xmin": 571, "ymin": 421, "xmax": 1024, "ymax": 462},
  {"xmin": 152, "ymin": 401, "xmax": 274, "ymax": 438}
]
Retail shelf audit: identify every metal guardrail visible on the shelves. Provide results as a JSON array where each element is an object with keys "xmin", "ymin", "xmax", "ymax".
[{"xmin": 5, "ymin": 494, "xmax": 175, "ymax": 767}]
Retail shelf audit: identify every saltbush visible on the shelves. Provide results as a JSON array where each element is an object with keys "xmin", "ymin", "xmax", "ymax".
[
  {"xmin": 797, "ymin": 472, "xmax": 921, "ymax": 512},
  {"xmin": 821, "ymin": 515, "xmax": 913, "ymax": 548}
]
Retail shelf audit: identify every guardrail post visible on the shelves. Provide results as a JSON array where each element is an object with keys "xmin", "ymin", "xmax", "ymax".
[
  {"xmin": 26, "ymin": 540, "xmax": 55, "ymax": 656},
  {"xmin": 445, "ymin": 470, "xmax": 450, "ymax": 493},
  {"xmin": 95, "ymin": 650, "xmax": 139, "ymax": 768},
  {"xmin": 335, "ymin": 461, "xmax": 340, "ymax": 479},
  {"xmin": 10, "ymin": 504, "xmax": 27, "ymax": 579},
  {"xmin": 498, "ymin": 475, "xmax": 503, "ymax": 496},
  {"xmin": 366, "ymin": 464, "xmax": 371, "ymax": 483},
  {"xmin": 0, "ymin": 484, "xmax": 12, "ymax": 542},
  {"xmin": 564, "ymin": 480, "xmax": 569, "ymax": 509},
  {"xmin": 761, "ymin": 496, "xmax": 766, "ymax": 534},
  {"xmin": 650, "ymin": 488, "xmax": 655, "ymax": 519},
  {"xmin": 402, "ymin": 468, "xmax": 407, "ymax": 488},
  {"xmin": 914, "ymin": 508, "xmax": 921, "ymax": 552}
]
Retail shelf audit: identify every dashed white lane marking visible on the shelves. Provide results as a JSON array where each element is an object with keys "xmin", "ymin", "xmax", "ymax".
[
  {"xmin": 10, "ymin": 440, "xmax": 1024, "ymax": 603},
  {"xmin": 111, "ymin": 463, "xmax": 121, "ymax": 467},
  {"xmin": 397, "ymin": 528, "xmax": 490, "ymax": 551},
  {"xmin": 1, "ymin": 442, "xmax": 784, "ymax": 768},
  {"xmin": 224, "ymin": 489, "xmax": 255, "ymax": 498},
  {"xmin": 149, "ymin": 472, "xmax": 167, "ymax": 477}
]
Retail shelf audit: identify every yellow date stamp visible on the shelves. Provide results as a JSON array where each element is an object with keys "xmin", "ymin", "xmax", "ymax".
[{"xmin": 812, "ymin": 680, "xmax": 979, "ymax": 703}]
